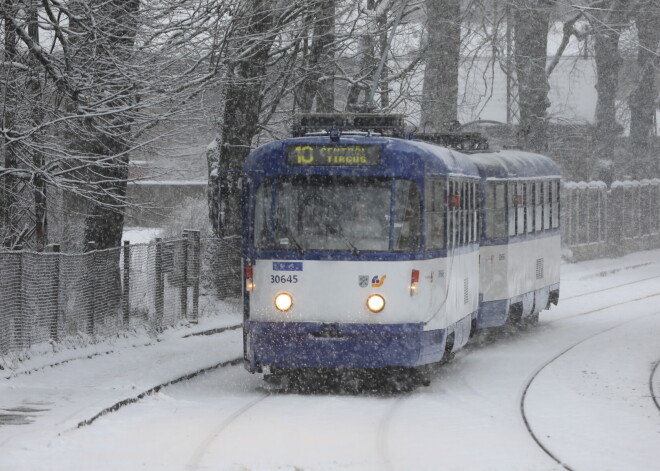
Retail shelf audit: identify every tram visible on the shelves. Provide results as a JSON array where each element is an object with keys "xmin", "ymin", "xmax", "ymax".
[{"xmin": 240, "ymin": 114, "xmax": 484, "ymax": 375}]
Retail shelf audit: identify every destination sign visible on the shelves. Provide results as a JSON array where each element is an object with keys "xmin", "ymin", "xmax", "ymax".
[{"xmin": 286, "ymin": 144, "xmax": 381, "ymax": 167}]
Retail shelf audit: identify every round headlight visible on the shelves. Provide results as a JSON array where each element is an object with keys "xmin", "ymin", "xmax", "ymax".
[
  {"xmin": 366, "ymin": 294, "xmax": 385, "ymax": 313},
  {"xmin": 274, "ymin": 293, "xmax": 293, "ymax": 312}
]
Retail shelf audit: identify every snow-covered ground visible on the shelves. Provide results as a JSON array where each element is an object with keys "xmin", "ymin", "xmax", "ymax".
[{"xmin": 1, "ymin": 250, "xmax": 660, "ymax": 471}]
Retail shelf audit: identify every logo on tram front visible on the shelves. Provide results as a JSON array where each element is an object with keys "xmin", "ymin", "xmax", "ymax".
[
  {"xmin": 358, "ymin": 275, "xmax": 369, "ymax": 288},
  {"xmin": 371, "ymin": 275, "xmax": 386, "ymax": 287}
]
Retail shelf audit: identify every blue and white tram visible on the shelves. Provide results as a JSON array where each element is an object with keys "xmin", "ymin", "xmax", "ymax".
[
  {"xmin": 241, "ymin": 124, "xmax": 482, "ymax": 374},
  {"xmin": 470, "ymin": 151, "xmax": 561, "ymax": 328}
]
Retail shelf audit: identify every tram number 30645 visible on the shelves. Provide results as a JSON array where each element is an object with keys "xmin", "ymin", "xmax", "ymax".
[{"xmin": 270, "ymin": 274, "xmax": 299, "ymax": 284}]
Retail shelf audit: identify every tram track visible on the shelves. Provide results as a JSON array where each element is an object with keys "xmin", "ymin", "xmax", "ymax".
[
  {"xmin": 520, "ymin": 310, "xmax": 660, "ymax": 471},
  {"xmin": 650, "ymin": 359, "xmax": 660, "ymax": 414},
  {"xmin": 546, "ymin": 289, "xmax": 660, "ymax": 325},
  {"xmin": 185, "ymin": 392, "xmax": 270, "ymax": 471},
  {"xmin": 376, "ymin": 394, "xmax": 409, "ymax": 471},
  {"xmin": 75, "ymin": 356, "xmax": 243, "ymax": 429},
  {"xmin": 560, "ymin": 273, "xmax": 660, "ymax": 302}
]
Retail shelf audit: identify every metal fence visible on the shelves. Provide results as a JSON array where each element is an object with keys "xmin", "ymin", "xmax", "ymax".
[
  {"xmin": 562, "ymin": 179, "xmax": 660, "ymax": 261},
  {"xmin": 0, "ymin": 230, "xmax": 203, "ymax": 356}
]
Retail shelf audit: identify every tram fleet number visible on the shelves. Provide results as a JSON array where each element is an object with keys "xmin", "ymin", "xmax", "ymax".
[{"xmin": 271, "ymin": 274, "xmax": 299, "ymax": 284}]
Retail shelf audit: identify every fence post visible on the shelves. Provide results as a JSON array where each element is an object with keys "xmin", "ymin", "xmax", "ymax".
[
  {"xmin": 608, "ymin": 183, "xmax": 623, "ymax": 257},
  {"xmin": 86, "ymin": 241, "xmax": 96, "ymax": 335},
  {"xmin": 122, "ymin": 240, "xmax": 130, "ymax": 325},
  {"xmin": 187, "ymin": 230, "xmax": 200, "ymax": 324},
  {"xmin": 180, "ymin": 232, "xmax": 189, "ymax": 320},
  {"xmin": 47, "ymin": 244, "xmax": 61, "ymax": 342},
  {"xmin": 568, "ymin": 186, "xmax": 577, "ymax": 247},
  {"xmin": 155, "ymin": 238, "xmax": 164, "ymax": 330},
  {"xmin": 13, "ymin": 247, "xmax": 25, "ymax": 350}
]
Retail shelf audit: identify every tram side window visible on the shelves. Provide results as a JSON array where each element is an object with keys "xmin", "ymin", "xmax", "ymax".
[
  {"xmin": 552, "ymin": 180, "xmax": 560, "ymax": 228},
  {"xmin": 447, "ymin": 180, "xmax": 453, "ymax": 247},
  {"xmin": 451, "ymin": 179, "xmax": 467, "ymax": 247},
  {"xmin": 447, "ymin": 179, "xmax": 457, "ymax": 247},
  {"xmin": 487, "ymin": 182, "xmax": 506, "ymax": 239},
  {"xmin": 526, "ymin": 183, "xmax": 531, "ymax": 232},
  {"xmin": 394, "ymin": 180, "xmax": 421, "ymax": 251},
  {"xmin": 535, "ymin": 181, "xmax": 542, "ymax": 232},
  {"xmin": 508, "ymin": 183, "xmax": 515, "ymax": 237},
  {"xmin": 516, "ymin": 182, "xmax": 525, "ymax": 235},
  {"xmin": 464, "ymin": 181, "xmax": 470, "ymax": 244},
  {"xmin": 453, "ymin": 180, "xmax": 461, "ymax": 246},
  {"xmin": 470, "ymin": 182, "xmax": 477, "ymax": 242},
  {"xmin": 253, "ymin": 179, "xmax": 272, "ymax": 249},
  {"xmin": 543, "ymin": 181, "xmax": 550, "ymax": 229},
  {"xmin": 452, "ymin": 180, "xmax": 459, "ymax": 246},
  {"xmin": 425, "ymin": 178, "xmax": 445, "ymax": 250},
  {"xmin": 469, "ymin": 182, "xmax": 477, "ymax": 242},
  {"xmin": 460, "ymin": 180, "xmax": 467, "ymax": 245}
]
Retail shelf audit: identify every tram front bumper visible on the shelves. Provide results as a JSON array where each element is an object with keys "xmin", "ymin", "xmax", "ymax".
[{"xmin": 245, "ymin": 321, "xmax": 430, "ymax": 372}]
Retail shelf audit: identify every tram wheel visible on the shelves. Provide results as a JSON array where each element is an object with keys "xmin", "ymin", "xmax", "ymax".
[
  {"xmin": 441, "ymin": 333, "xmax": 455, "ymax": 363},
  {"xmin": 523, "ymin": 312, "xmax": 539, "ymax": 329}
]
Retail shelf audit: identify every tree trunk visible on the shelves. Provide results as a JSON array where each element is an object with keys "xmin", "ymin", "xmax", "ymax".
[
  {"xmin": 513, "ymin": 0, "xmax": 551, "ymax": 152},
  {"xmin": 346, "ymin": 0, "xmax": 378, "ymax": 110},
  {"xmin": 590, "ymin": 1, "xmax": 628, "ymax": 182},
  {"xmin": 421, "ymin": 0, "xmax": 460, "ymax": 131},
  {"xmin": 378, "ymin": 7, "xmax": 390, "ymax": 108},
  {"xmin": 314, "ymin": 0, "xmax": 336, "ymax": 112},
  {"xmin": 214, "ymin": 1, "xmax": 275, "ymax": 240},
  {"xmin": 295, "ymin": 0, "xmax": 336, "ymax": 113},
  {"xmin": 296, "ymin": 32, "xmax": 316, "ymax": 113},
  {"xmin": 27, "ymin": 0, "xmax": 47, "ymax": 250},
  {"xmin": 592, "ymin": 31, "xmax": 622, "ymax": 179},
  {"xmin": 80, "ymin": 0, "xmax": 139, "ymax": 250},
  {"xmin": 1, "ymin": 0, "xmax": 19, "ymax": 247},
  {"xmin": 628, "ymin": 4, "xmax": 660, "ymax": 179},
  {"xmin": 209, "ymin": 0, "xmax": 277, "ymax": 298}
]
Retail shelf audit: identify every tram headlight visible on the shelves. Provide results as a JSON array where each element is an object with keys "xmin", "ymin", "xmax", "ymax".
[
  {"xmin": 274, "ymin": 293, "xmax": 293, "ymax": 312},
  {"xmin": 366, "ymin": 294, "xmax": 386, "ymax": 313}
]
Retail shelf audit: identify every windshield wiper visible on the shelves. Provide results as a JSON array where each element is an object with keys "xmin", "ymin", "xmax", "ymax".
[
  {"xmin": 277, "ymin": 225, "xmax": 304, "ymax": 254},
  {"xmin": 324, "ymin": 222, "xmax": 360, "ymax": 257}
]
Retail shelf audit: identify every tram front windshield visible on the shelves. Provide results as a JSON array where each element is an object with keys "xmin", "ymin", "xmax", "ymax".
[{"xmin": 253, "ymin": 176, "xmax": 420, "ymax": 252}]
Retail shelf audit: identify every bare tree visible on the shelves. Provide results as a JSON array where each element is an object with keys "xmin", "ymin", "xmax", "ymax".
[
  {"xmin": 1, "ymin": 0, "xmax": 227, "ymax": 250},
  {"xmin": 628, "ymin": 0, "xmax": 660, "ymax": 178},
  {"xmin": 65, "ymin": 0, "xmax": 141, "ymax": 250},
  {"xmin": 212, "ymin": 0, "xmax": 280, "ymax": 242},
  {"xmin": 421, "ymin": 0, "xmax": 460, "ymax": 130},
  {"xmin": 513, "ymin": 0, "xmax": 553, "ymax": 152},
  {"xmin": 0, "ymin": 1, "xmax": 145, "ymax": 250},
  {"xmin": 1, "ymin": 0, "xmax": 21, "ymax": 247},
  {"xmin": 296, "ymin": 0, "xmax": 336, "ymax": 113},
  {"xmin": 584, "ymin": 0, "xmax": 628, "ymax": 180}
]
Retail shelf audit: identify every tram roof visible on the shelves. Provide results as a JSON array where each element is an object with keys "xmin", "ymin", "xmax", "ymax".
[
  {"xmin": 244, "ymin": 135, "xmax": 481, "ymax": 178},
  {"xmin": 468, "ymin": 150, "xmax": 561, "ymax": 180}
]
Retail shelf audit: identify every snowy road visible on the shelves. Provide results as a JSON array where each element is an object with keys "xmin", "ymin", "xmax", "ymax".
[{"xmin": 1, "ymin": 251, "xmax": 660, "ymax": 471}]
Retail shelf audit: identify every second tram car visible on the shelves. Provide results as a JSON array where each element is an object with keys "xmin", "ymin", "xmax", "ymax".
[
  {"xmin": 237, "ymin": 114, "xmax": 560, "ymax": 380},
  {"xmin": 471, "ymin": 151, "xmax": 561, "ymax": 329}
]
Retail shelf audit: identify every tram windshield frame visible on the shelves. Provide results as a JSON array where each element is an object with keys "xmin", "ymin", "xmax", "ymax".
[{"xmin": 252, "ymin": 175, "xmax": 421, "ymax": 253}]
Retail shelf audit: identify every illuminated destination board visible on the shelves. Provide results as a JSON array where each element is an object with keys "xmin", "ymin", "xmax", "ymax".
[{"xmin": 286, "ymin": 144, "xmax": 381, "ymax": 166}]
